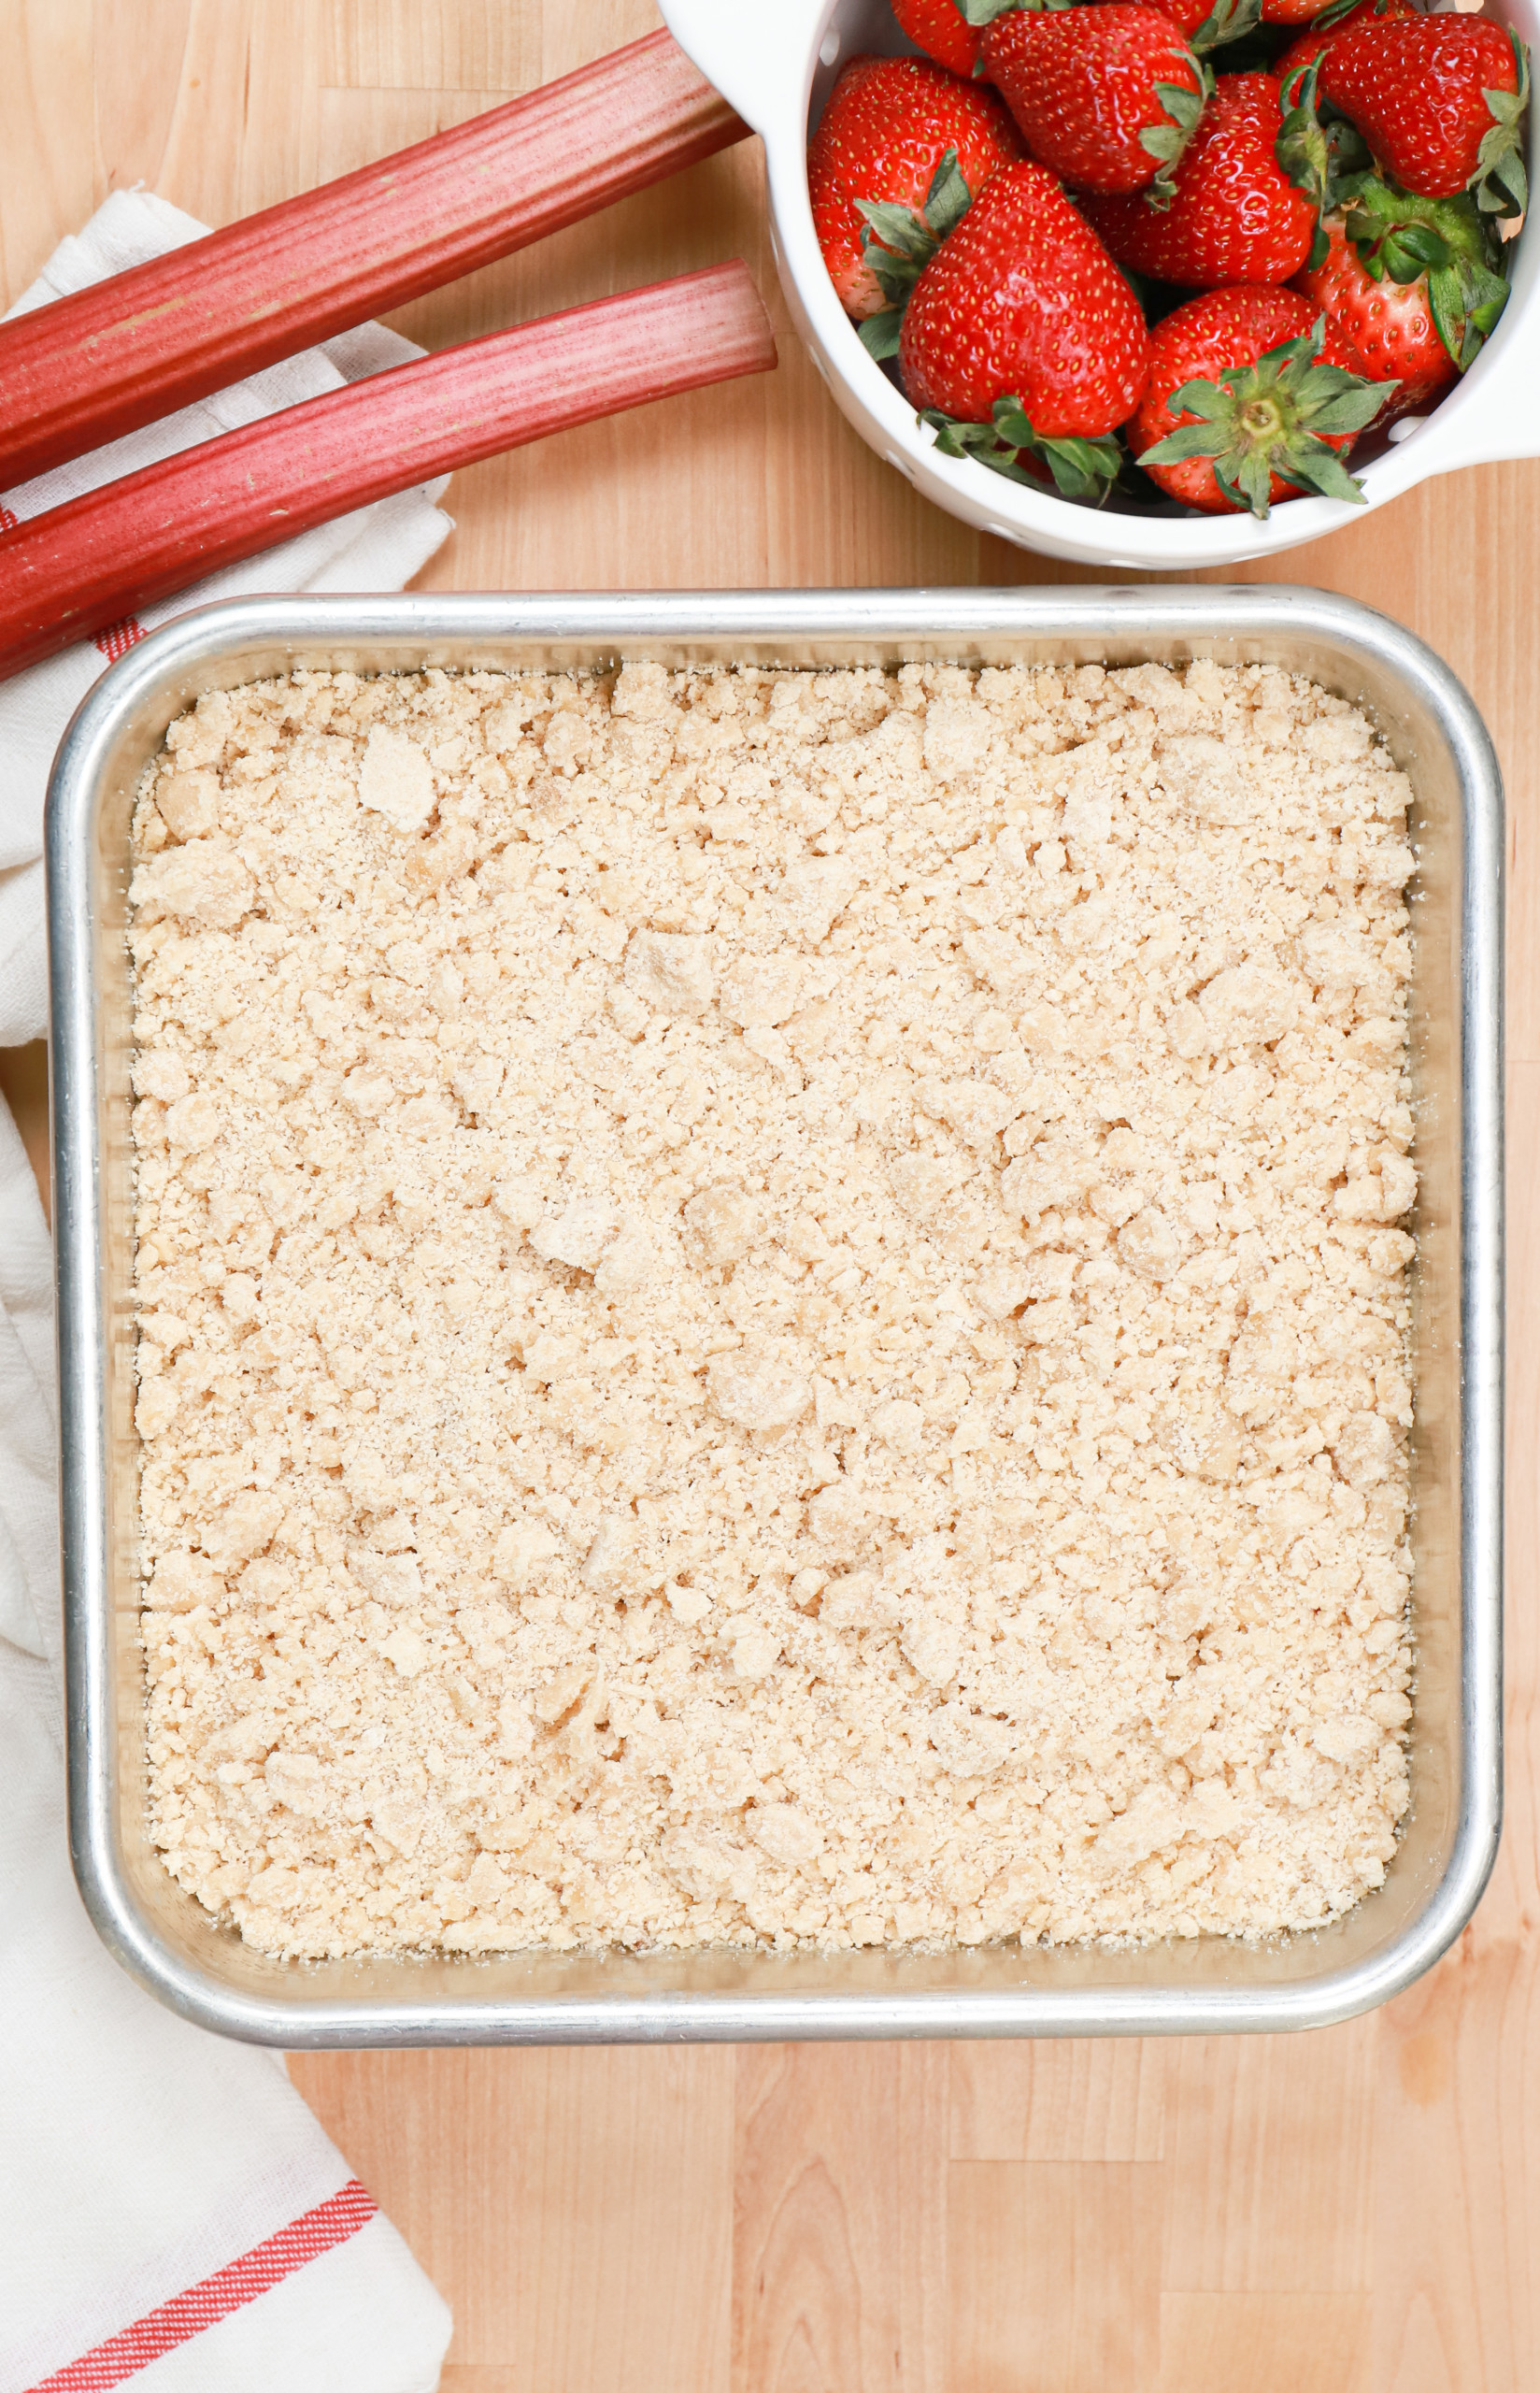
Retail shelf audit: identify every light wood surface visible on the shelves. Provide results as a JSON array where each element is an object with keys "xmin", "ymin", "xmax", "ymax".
[{"xmin": 3, "ymin": 5, "xmax": 1535, "ymax": 2386}]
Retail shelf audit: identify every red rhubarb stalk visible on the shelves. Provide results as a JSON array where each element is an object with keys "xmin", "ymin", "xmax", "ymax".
[
  {"xmin": 0, "ymin": 29, "xmax": 748, "ymax": 494},
  {"xmin": 0, "ymin": 261, "xmax": 776, "ymax": 684}
]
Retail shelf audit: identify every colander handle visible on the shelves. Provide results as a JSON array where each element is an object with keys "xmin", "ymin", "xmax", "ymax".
[{"xmin": 659, "ymin": 0, "xmax": 826, "ymax": 132}]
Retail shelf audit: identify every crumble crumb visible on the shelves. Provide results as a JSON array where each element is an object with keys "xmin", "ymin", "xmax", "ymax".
[{"xmin": 128, "ymin": 656, "xmax": 1417, "ymax": 1959}]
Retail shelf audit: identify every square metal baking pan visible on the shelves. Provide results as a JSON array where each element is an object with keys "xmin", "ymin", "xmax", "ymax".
[{"xmin": 48, "ymin": 586, "xmax": 1504, "ymax": 2047}]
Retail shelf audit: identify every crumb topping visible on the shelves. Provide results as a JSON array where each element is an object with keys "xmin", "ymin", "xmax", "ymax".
[{"xmin": 128, "ymin": 656, "xmax": 1416, "ymax": 1958}]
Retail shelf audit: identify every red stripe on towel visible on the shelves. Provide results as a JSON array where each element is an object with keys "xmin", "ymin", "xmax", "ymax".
[
  {"xmin": 26, "ymin": 2180, "xmax": 378, "ymax": 2391},
  {"xmin": 93, "ymin": 615, "xmax": 146, "ymax": 661}
]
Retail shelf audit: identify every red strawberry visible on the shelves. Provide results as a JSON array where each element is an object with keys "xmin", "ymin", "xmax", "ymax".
[
  {"xmin": 1319, "ymin": 17, "xmax": 1529, "ymax": 209},
  {"xmin": 899, "ymin": 157, "xmax": 1151, "ymax": 501},
  {"xmin": 980, "ymin": 6, "xmax": 1206, "ymax": 197},
  {"xmin": 1274, "ymin": 0, "xmax": 1419, "ymax": 97},
  {"xmin": 1293, "ymin": 171, "xmax": 1510, "ymax": 387},
  {"xmin": 807, "ymin": 55, "xmax": 1024, "ymax": 322},
  {"xmin": 1291, "ymin": 218, "xmax": 1455, "ymax": 422},
  {"xmin": 1084, "ymin": 74, "xmax": 1318, "ymax": 285},
  {"xmin": 1260, "ymin": 0, "xmax": 1338, "ymax": 22},
  {"xmin": 891, "ymin": 0, "xmax": 986, "ymax": 80},
  {"xmin": 1133, "ymin": 283, "xmax": 1389, "ymax": 513},
  {"xmin": 1148, "ymin": 0, "xmax": 1221, "ymax": 36}
]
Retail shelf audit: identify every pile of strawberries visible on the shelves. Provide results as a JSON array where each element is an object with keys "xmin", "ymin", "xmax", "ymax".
[{"xmin": 807, "ymin": 0, "xmax": 1528, "ymax": 516}]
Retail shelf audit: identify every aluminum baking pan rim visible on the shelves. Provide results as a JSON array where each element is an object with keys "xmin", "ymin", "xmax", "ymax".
[{"xmin": 48, "ymin": 586, "xmax": 1504, "ymax": 2045}]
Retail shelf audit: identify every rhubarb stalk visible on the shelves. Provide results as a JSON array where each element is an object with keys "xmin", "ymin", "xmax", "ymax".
[
  {"xmin": 0, "ymin": 29, "xmax": 748, "ymax": 494},
  {"xmin": 0, "ymin": 261, "xmax": 776, "ymax": 685}
]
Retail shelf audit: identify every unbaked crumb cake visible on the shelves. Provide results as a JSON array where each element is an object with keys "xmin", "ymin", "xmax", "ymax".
[{"xmin": 127, "ymin": 657, "xmax": 1417, "ymax": 1958}]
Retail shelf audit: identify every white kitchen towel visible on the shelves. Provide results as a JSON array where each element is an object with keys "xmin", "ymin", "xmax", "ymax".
[
  {"xmin": 0, "ymin": 186, "xmax": 456, "ymax": 1047},
  {"xmin": 0, "ymin": 194, "xmax": 453, "ymax": 2391}
]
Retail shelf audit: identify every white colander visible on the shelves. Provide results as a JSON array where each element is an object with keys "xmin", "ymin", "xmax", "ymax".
[{"xmin": 660, "ymin": 0, "xmax": 1537, "ymax": 567}]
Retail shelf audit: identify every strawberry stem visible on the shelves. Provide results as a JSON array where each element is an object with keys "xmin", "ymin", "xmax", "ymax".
[
  {"xmin": 1188, "ymin": 0, "xmax": 1262, "ymax": 54},
  {"xmin": 1276, "ymin": 59, "xmax": 1373, "ymax": 266},
  {"xmin": 1136, "ymin": 315, "xmax": 1391, "ymax": 519}
]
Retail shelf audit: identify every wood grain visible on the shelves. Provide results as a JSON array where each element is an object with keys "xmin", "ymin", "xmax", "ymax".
[
  {"xmin": 949, "ymin": 2037, "xmax": 1168, "ymax": 2164},
  {"xmin": 950, "ymin": 2159, "xmax": 1162, "ymax": 2393},
  {"xmin": 289, "ymin": 2046, "xmax": 735, "ymax": 2378},
  {"xmin": 2, "ymin": 3, "xmax": 1537, "ymax": 2386},
  {"xmin": 734, "ymin": 2044, "xmax": 948, "ymax": 2393},
  {"xmin": 1163, "ymin": 2021, "xmax": 1379, "ymax": 2294}
]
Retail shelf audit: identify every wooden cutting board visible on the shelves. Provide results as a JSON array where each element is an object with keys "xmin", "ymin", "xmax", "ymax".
[{"xmin": 4, "ymin": 5, "xmax": 1535, "ymax": 2386}]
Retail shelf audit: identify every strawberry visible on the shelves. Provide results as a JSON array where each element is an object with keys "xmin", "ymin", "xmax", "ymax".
[
  {"xmin": 807, "ymin": 54, "xmax": 1023, "ymax": 322},
  {"xmin": 1083, "ymin": 74, "xmax": 1318, "ymax": 285},
  {"xmin": 1259, "ymin": 0, "xmax": 1340, "ymax": 22},
  {"xmin": 979, "ymin": 6, "xmax": 1206, "ymax": 197},
  {"xmin": 1294, "ymin": 174, "xmax": 1510, "ymax": 390},
  {"xmin": 1290, "ymin": 217, "xmax": 1455, "ymax": 423},
  {"xmin": 1133, "ymin": 283, "xmax": 1390, "ymax": 513},
  {"xmin": 892, "ymin": 0, "xmax": 1135, "ymax": 79},
  {"xmin": 891, "ymin": 0, "xmax": 987, "ymax": 79},
  {"xmin": 1274, "ymin": 0, "xmax": 1418, "ymax": 97},
  {"xmin": 1154, "ymin": 0, "xmax": 1233, "ymax": 36},
  {"xmin": 1319, "ymin": 17, "xmax": 1529, "ymax": 212},
  {"xmin": 1119, "ymin": 0, "xmax": 1281, "ymax": 49},
  {"xmin": 899, "ymin": 157, "xmax": 1151, "ymax": 501}
]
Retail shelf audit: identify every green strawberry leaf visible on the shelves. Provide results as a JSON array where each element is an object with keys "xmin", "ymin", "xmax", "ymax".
[
  {"xmin": 858, "ymin": 201, "xmax": 935, "ymax": 270},
  {"xmin": 1034, "ymin": 433, "xmax": 1129, "ymax": 505},
  {"xmin": 858, "ymin": 307, "xmax": 906, "ymax": 363},
  {"xmin": 1138, "ymin": 418, "xmax": 1232, "ymax": 464},
  {"xmin": 1471, "ymin": 34, "xmax": 1530, "ymax": 221},
  {"xmin": 1272, "ymin": 432, "xmax": 1371, "ymax": 507},
  {"xmin": 1137, "ymin": 314, "xmax": 1389, "ymax": 519},
  {"xmin": 921, "ymin": 147, "xmax": 974, "ymax": 242},
  {"xmin": 1140, "ymin": 75, "xmax": 1206, "ymax": 158},
  {"xmin": 990, "ymin": 397, "xmax": 1039, "ymax": 450},
  {"xmin": 1213, "ymin": 446, "xmax": 1274, "ymax": 518},
  {"xmin": 919, "ymin": 395, "xmax": 1124, "ymax": 509},
  {"xmin": 1326, "ymin": 117, "xmax": 1373, "ymax": 185},
  {"xmin": 1373, "ymin": 222, "xmax": 1455, "ymax": 280},
  {"xmin": 1428, "ymin": 250, "xmax": 1512, "ymax": 372},
  {"xmin": 1311, "ymin": 0, "xmax": 1406, "ymax": 29},
  {"xmin": 1309, "ymin": 0, "xmax": 1365, "ymax": 28},
  {"xmin": 1137, "ymin": 66, "xmax": 1208, "ymax": 207},
  {"xmin": 921, "ymin": 411, "xmax": 975, "ymax": 458},
  {"xmin": 1424, "ymin": 273, "xmax": 1461, "ymax": 372},
  {"xmin": 1294, "ymin": 371, "xmax": 1393, "ymax": 437},
  {"xmin": 1160, "ymin": 376, "xmax": 1239, "ymax": 426},
  {"xmin": 1188, "ymin": 0, "xmax": 1262, "ymax": 55}
]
